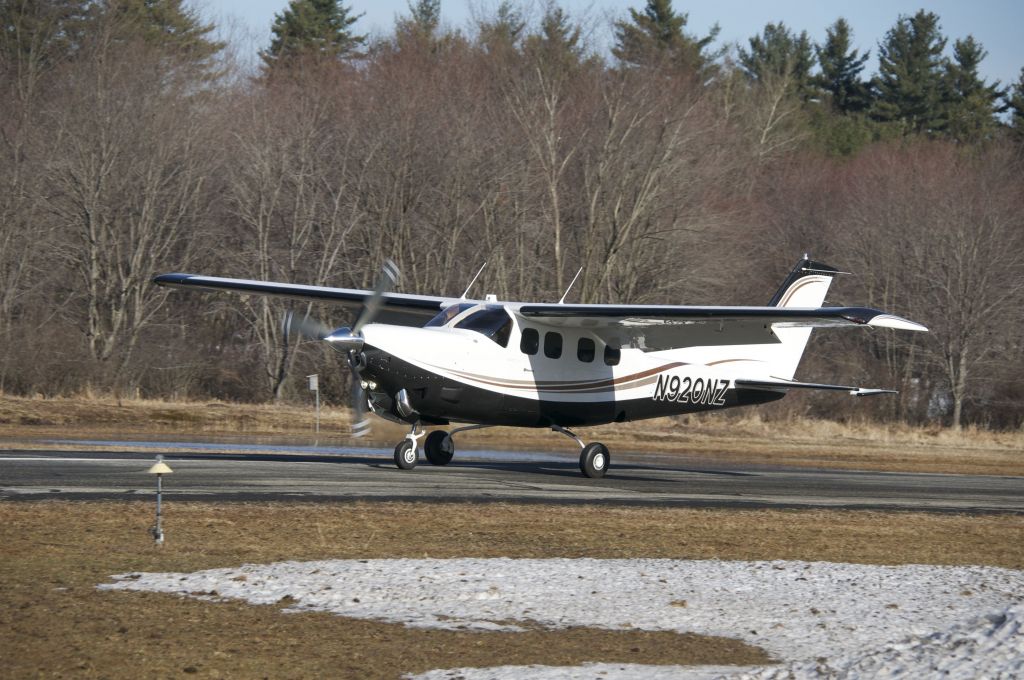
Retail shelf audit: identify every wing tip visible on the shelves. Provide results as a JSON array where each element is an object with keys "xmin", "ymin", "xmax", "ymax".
[
  {"xmin": 867, "ymin": 314, "xmax": 929, "ymax": 332},
  {"xmin": 153, "ymin": 273, "xmax": 193, "ymax": 286}
]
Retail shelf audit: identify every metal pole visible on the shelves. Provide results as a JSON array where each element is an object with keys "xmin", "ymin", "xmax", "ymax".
[
  {"xmin": 155, "ymin": 473, "xmax": 164, "ymax": 546},
  {"xmin": 315, "ymin": 388, "xmax": 320, "ymax": 434}
]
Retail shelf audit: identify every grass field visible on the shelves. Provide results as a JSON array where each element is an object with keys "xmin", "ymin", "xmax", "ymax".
[
  {"xmin": 3, "ymin": 394, "xmax": 1022, "ymax": 677},
  {"xmin": 3, "ymin": 501, "xmax": 1024, "ymax": 679},
  {"xmin": 1, "ymin": 393, "xmax": 1022, "ymax": 476}
]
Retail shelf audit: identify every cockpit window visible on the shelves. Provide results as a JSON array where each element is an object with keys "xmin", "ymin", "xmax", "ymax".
[
  {"xmin": 425, "ymin": 302, "xmax": 476, "ymax": 328},
  {"xmin": 455, "ymin": 307, "xmax": 513, "ymax": 347}
]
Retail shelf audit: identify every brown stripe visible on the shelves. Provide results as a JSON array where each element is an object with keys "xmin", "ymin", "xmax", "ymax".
[
  {"xmin": 445, "ymin": 362, "xmax": 686, "ymax": 393},
  {"xmin": 777, "ymin": 276, "xmax": 823, "ymax": 307}
]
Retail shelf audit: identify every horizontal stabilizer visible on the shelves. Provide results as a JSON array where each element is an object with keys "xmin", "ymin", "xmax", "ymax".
[{"xmin": 734, "ymin": 378, "xmax": 897, "ymax": 397}]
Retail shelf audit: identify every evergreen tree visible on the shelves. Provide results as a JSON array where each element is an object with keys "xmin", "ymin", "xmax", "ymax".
[
  {"xmin": 815, "ymin": 17, "xmax": 871, "ymax": 113},
  {"xmin": 612, "ymin": 0, "xmax": 720, "ymax": 76},
  {"xmin": 943, "ymin": 36, "xmax": 1006, "ymax": 143},
  {"xmin": 477, "ymin": 0, "xmax": 525, "ymax": 55},
  {"xmin": 872, "ymin": 10, "xmax": 947, "ymax": 135},
  {"xmin": 400, "ymin": 0, "xmax": 441, "ymax": 40},
  {"xmin": 523, "ymin": 4, "xmax": 583, "ymax": 74},
  {"xmin": 1008, "ymin": 67, "xmax": 1024, "ymax": 140},
  {"xmin": 98, "ymin": 0, "xmax": 225, "ymax": 74},
  {"xmin": 739, "ymin": 22, "xmax": 815, "ymax": 100},
  {"xmin": 0, "ymin": 0, "xmax": 90, "ymax": 71},
  {"xmin": 261, "ymin": 0, "xmax": 364, "ymax": 69}
]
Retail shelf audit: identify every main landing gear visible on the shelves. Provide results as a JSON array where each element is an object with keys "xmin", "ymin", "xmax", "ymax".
[
  {"xmin": 552, "ymin": 425, "xmax": 610, "ymax": 479},
  {"xmin": 391, "ymin": 422, "xmax": 610, "ymax": 478}
]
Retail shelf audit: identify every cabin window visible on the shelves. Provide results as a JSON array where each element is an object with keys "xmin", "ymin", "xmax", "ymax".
[
  {"xmin": 604, "ymin": 345, "xmax": 621, "ymax": 366},
  {"xmin": 455, "ymin": 307, "xmax": 513, "ymax": 347},
  {"xmin": 544, "ymin": 331, "xmax": 563, "ymax": 359},
  {"xmin": 520, "ymin": 328, "xmax": 539, "ymax": 355},
  {"xmin": 577, "ymin": 337, "xmax": 595, "ymax": 362}
]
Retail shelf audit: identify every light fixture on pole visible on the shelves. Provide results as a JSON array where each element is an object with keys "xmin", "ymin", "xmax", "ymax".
[{"xmin": 147, "ymin": 455, "xmax": 173, "ymax": 546}]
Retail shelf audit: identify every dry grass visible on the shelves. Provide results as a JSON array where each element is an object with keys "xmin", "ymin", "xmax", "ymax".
[
  {"xmin": 3, "ymin": 501, "xmax": 1024, "ymax": 678},
  {"xmin": 1, "ymin": 393, "xmax": 1022, "ymax": 476}
]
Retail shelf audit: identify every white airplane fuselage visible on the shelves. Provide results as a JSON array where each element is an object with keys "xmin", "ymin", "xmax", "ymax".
[{"xmin": 358, "ymin": 315, "xmax": 783, "ymax": 429}]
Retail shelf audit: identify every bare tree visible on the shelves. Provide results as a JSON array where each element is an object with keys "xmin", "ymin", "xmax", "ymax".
[
  {"xmin": 225, "ymin": 69, "xmax": 367, "ymax": 401},
  {"xmin": 834, "ymin": 143, "xmax": 1024, "ymax": 427},
  {"xmin": 41, "ymin": 30, "xmax": 216, "ymax": 391}
]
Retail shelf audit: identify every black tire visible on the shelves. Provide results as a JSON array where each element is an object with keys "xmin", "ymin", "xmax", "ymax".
[
  {"xmin": 579, "ymin": 442, "xmax": 609, "ymax": 478},
  {"xmin": 424, "ymin": 430, "xmax": 454, "ymax": 466},
  {"xmin": 394, "ymin": 439, "xmax": 418, "ymax": 470}
]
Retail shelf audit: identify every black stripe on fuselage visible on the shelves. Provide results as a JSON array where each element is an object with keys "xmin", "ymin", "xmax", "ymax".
[{"xmin": 360, "ymin": 348, "xmax": 785, "ymax": 428}]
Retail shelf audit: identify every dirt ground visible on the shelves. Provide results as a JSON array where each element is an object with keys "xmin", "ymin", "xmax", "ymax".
[
  {"xmin": 3, "ymin": 501, "xmax": 1023, "ymax": 679},
  {"xmin": 2, "ymin": 393, "xmax": 1023, "ymax": 476}
]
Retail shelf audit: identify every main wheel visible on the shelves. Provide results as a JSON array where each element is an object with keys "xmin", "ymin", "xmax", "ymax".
[
  {"xmin": 394, "ymin": 439, "xmax": 418, "ymax": 470},
  {"xmin": 424, "ymin": 430, "xmax": 454, "ymax": 466},
  {"xmin": 579, "ymin": 442, "xmax": 609, "ymax": 478}
]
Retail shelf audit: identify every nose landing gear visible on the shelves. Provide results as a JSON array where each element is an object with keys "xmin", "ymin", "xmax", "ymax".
[{"xmin": 393, "ymin": 423, "xmax": 425, "ymax": 470}]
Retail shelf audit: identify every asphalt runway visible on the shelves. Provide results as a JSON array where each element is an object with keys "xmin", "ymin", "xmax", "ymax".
[{"xmin": 2, "ymin": 440, "xmax": 1023, "ymax": 513}]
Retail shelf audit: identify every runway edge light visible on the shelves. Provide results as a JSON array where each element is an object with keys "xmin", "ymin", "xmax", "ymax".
[
  {"xmin": 147, "ymin": 455, "xmax": 173, "ymax": 546},
  {"xmin": 147, "ymin": 458, "xmax": 173, "ymax": 475}
]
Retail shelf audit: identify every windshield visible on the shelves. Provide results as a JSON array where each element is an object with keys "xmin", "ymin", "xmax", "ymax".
[
  {"xmin": 455, "ymin": 307, "xmax": 513, "ymax": 347},
  {"xmin": 424, "ymin": 303, "xmax": 476, "ymax": 328}
]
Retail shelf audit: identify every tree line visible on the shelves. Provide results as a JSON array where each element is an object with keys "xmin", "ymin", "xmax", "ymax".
[{"xmin": 1, "ymin": 0, "xmax": 1022, "ymax": 430}]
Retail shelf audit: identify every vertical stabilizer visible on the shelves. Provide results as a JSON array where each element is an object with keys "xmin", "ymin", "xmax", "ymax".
[{"xmin": 767, "ymin": 257, "xmax": 840, "ymax": 380}]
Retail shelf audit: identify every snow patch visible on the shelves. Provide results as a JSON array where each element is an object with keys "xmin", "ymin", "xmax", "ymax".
[{"xmin": 100, "ymin": 559, "xmax": 1024, "ymax": 679}]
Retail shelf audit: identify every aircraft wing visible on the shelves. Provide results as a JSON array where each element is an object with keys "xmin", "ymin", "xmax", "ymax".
[
  {"xmin": 513, "ymin": 303, "xmax": 926, "ymax": 350},
  {"xmin": 153, "ymin": 273, "xmax": 452, "ymax": 327}
]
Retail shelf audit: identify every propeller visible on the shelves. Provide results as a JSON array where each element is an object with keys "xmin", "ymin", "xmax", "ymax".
[
  {"xmin": 282, "ymin": 310, "xmax": 332, "ymax": 341},
  {"xmin": 282, "ymin": 260, "xmax": 400, "ymax": 438}
]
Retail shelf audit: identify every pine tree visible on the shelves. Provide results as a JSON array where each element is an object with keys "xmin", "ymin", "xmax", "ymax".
[
  {"xmin": 477, "ymin": 0, "xmax": 525, "ymax": 54},
  {"xmin": 739, "ymin": 22, "xmax": 815, "ymax": 100},
  {"xmin": 523, "ymin": 4, "xmax": 583, "ymax": 74},
  {"xmin": 1008, "ymin": 67, "xmax": 1024, "ymax": 140},
  {"xmin": 815, "ymin": 17, "xmax": 871, "ymax": 113},
  {"xmin": 872, "ymin": 10, "xmax": 947, "ymax": 135},
  {"xmin": 113, "ymin": 0, "xmax": 223, "ymax": 58},
  {"xmin": 261, "ymin": 0, "xmax": 364, "ymax": 69},
  {"xmin": 399, "ymin": 0, "xmax": 440, "ymax": 40},
  {"xmin": 612, "ymin": 0, "xmax": 720, "ymax": 76},
  {"xmin": 943, "ymin": 36, "xmax": 1006, "ymax": 143},
  {"xmin": 0, "ymin": 0, "xmax": 90, "ymax": 71}
]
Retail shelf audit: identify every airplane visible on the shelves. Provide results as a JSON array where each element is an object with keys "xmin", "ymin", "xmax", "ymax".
[{"xmin": 153, "ymin": 256, "xmax": 927, "ymax": 478}]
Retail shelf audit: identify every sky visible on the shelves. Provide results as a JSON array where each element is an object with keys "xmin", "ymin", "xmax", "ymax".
[{"xmin": 197, "ymin": 0, "xmax": 1023, "ymax": 87}]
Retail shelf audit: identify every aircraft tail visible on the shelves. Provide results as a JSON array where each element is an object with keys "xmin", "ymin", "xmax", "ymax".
[{"xmin": 765, "ymin": 257, "xmax": 841, "ymax": 380}]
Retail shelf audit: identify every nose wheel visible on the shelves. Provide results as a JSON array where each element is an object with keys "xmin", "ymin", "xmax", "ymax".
[
  {"xmin": 394, "ymin": 439, "xmax": 418, "ymax": 469},
  {"xmin": 394, "ymin": 423, "xmax": 425, "ymax": 470}
]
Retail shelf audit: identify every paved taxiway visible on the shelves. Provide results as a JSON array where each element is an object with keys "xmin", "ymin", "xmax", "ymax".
[{"xmin": 2, "ymin": 442, "xmax": 1023, "ymax": 512}]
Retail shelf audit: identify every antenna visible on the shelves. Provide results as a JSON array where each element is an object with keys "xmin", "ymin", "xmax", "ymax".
[
  {"xmin": 558, "ymin": 268, "xmax": 583, "ymax": 304},
  {"xmin": 460, "ymin": 262, "xmax": 487, "ymax": 299}
]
